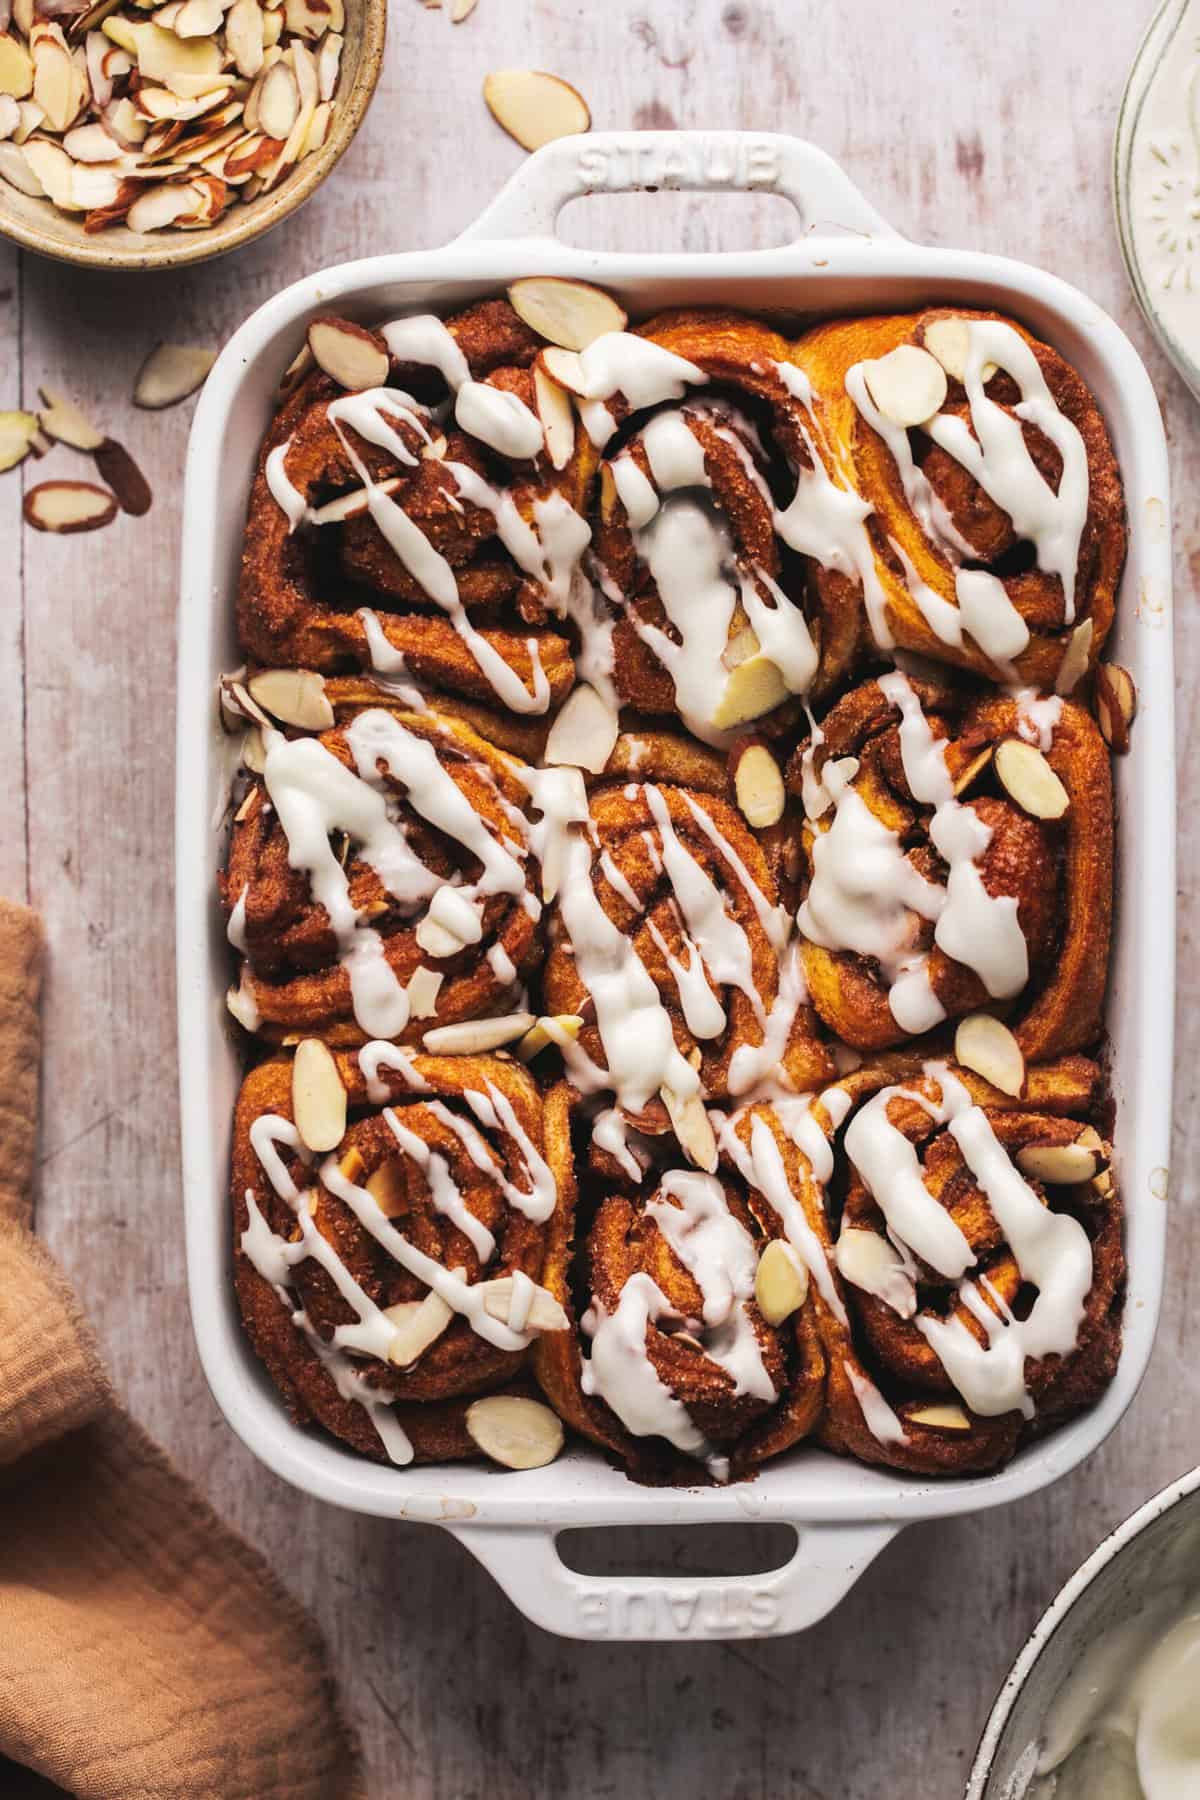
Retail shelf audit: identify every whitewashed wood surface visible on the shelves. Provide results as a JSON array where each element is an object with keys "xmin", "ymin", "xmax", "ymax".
[{"xmin": 0, "ymin": 1, "xmax": 1193, "ymax": 1794}]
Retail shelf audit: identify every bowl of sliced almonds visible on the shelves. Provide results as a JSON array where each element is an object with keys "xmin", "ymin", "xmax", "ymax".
[{"xmin": 0, "ymin": 0, "xmax": 385, "ymax": 269}]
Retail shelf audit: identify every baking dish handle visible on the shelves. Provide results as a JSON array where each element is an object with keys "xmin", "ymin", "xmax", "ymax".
[
  {"xmin": 454, "ymin": 130, "xmax": 902, "ymax": 246},
  {"xmin": 448, "ymin": 1518, "xmax": 897, "ymax": 1641}
]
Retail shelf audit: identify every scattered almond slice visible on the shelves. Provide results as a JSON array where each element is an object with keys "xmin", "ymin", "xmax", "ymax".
[
  {"xmin": 922, "ymin": 317, "xmax": 997, "ymax": 385},
  {"xmin": 308, "ymin": 478, "xmax": 401, "ymax": 525},
  {"xmin": 31, "ymin": 21, "xmax": 86, "ymax": 133},
  {"xmin": 907, "ymin": 1403, "xmax": 972, "ymax": 1432},
  {"xmin": 538, "ymin": 344, "xmax": 586, "ymax": 396},
  {"xmin": 133, "ymin": 341, "xmax": 215, "ymax": 407},
  {"xmin": 731, "ymin": 739, "xmax": 785, "ymax": 829},
  {"xmin": 12, "ymin": 98, "xmax": 42, "ymax": 142},
  {"xmin": 173, "ymin": 0, "xmax": 222, "ymax": 36},
  {"xmin": 754, "ymin": 1239, "xmax": 808, "ymax": 1325},
  {"xmin": 125, "ymin": 179, "xmax": 196, "ymax": 230},
  {"xmin": 37, "ymin": 385, "xmax": 105, "ymax": 450},
  {"xmin": 241, "ymin": 725, "xmax": 267, "ymax": 773},
  {"xmin": 951, "ymin": 744, "xmax": 994, "ymax": 796},
  {"xmin": 405, "ymin": 964, "xmax": 442, "ymax": 1019},
  {"xmin": 224, "ymin": 0, "xmax": 263, "ymax": 77},
  {"xmin": 24, "ymin": 479, "xmax": 118, "ymax": 532},
  {"xmin": 954, "ymin": 1013, "xmax": 1025, "ymax": 1098},
  {"xmin": 61, "ymin": 118, "xmax": 120, "ymax": 159},
  {"xmin": 93, "ymin": 436, "xmax": 152, "ymax": 514},
  {"xmin": 532, "ymin": 363, "xmax": 574, "ymax": 471},
  {"xmin": 862, "ymin": 344, "xmax": 948, "ymax": 428},
  {"xmin": 834, "ymin": 1228, "xmax": 917, "ymax": 1318},
  {"xmin": 465, "ymin": 1395, "xmax": 564, "ymax": 1470},
  {"xmin": 314, "ymin": 26, "xmax": 339, "ymax": 98},
  {"xmin": 544, "ymin": 682, "xmax": 618, "ymax": 775},
  {"xmin": 421, "ymin": 1013, "xmax": 535, "ymax": 1054},
  {"xmin": 385, "ymin": 1279, "xmax": 460, "ymax": 1367},
  {"xmin": 449, "ymin": 0, "xmax": 477, "ymax": 18},
  {"xmin": 516, "ymin": 1013, "xmax": 582, "ymax": 1061},
  {"xmin": 711, "ymin": 650, "xmax": 788, "ymax": 731},
  {"xmin": 20, "ymin": 135, "xmax": 76, "ymax": 206},
  {"xmin": 414, "ymin": 916, "xmax": 463, "ymax": 960},
  {"xmin": 0, "ymin": 33, "xmax": 34, "ymax": 99},
  {"xmin": 508, "ymin": 276, "xmax": 626, "ymax": 352},
  {"xmin": 479, "ymin": 1277, "xmax": 569, "ymax": 1333},
  {"xmin": 291, "ymin": 1036, "xmax": 346, "ymax": 1152},
  {"xmin": 307, "ymin": 315, "xmax": 390, "ymax": 391},
  {"xmin": 1055, "ymin": 618, "xmax": 1094, "ymax": 696},
  {"xmin": 256, "ymin": 54, "xmax": 296, "ymax": 137},
  {"xmin": 0, "ymin": 409, "xmax": 41, "ymax": 472},
  {"xmin": 1015, "ymin": 1140, "xmax": 1106, "ymax": 1185},
  {"xmin": 994, "ymin": 737, "xmax": 1069, "ymax": 820},
  {"xmin": 247, "ymin": 665, "xmax": 333, "ymax": 728},
  {"xmin": 220, "ymin": 673, "xmax": 273, "ymax": 729},
  {"xmin": 1094, "ymin": 662, "xmax": 1136, "ymax": 754},
  {"xmin": 283, "ymin": 0, "xmax": 339, "ymax": 37},
  {"xmin": 482, "ymin": 68, "xmax": 590, "ymax": 153},
  {"xmin": 0, "ymin": 92, "xmax": 19, "ymax": 138},
  {"xmin": 661, "ymin": 1085, "xmax": 718, "ymax": 1174}
]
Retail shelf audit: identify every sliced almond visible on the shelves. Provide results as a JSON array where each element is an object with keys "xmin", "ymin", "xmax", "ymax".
[
  {"xmin": 414, "ymin": 917, "xmax": 464, "ymax": 960},
  {"xmin": 516, "ymin": 1013, "xmax": 582, "ymax": 1061},
  {"xmin": 994, "ymin": 737, "xmax": 1069, "ymax": 820},
  {"xmin": 315, "ymin": 26, "xmax": 340, "ymax": 99},
  {"xmin": 660, "ymin": 1085, "xmax": 718, "ymax": 1174},
  {"xmin": 224, "ymin": 0, "xmax": 264, "ymax": 77},
  {"xmin": 907, "ymin": 1403, "xmax": 972, "ymax": 1432},
  {"xmin": 711, "ymin": 651, "xmax": 788, "ymax": 731},
  {"xmin": 479, "ymin": 1276, "xmax": 570, "ymax": 1333},
  {"xmin": 70, "ymin": 163, "xmax": 123, "ymax": 211},
  {"xmin": 307, "ymin": 316, "xmax": 389, "ymax": 392},
  {"xmin": 1094, "ymin": 662, "xmax": 1136, "ymax": 754},
  {"xmin": 291, "ymin": 1036, "xmax": 346, "ymax": 1152},
  {"xmin": 31, "ymin": 21, "xmax": 87, "ymax": 132},
  {"xmin": 0, "ymin": 92, "xmax": 18, "ymax": 139},
  {"xmin": 385, "ymin": 1278, "xmax": 460, "ymax": 1367},
  {"xmin": 133, "ymin": 341, "xmax": 215, "ymax": 408},
  {"xmin": 544, "ymin": 682, "xmax": 618, "ymax": 775},
  {"xmin": 61, "ymin": 119, "xmax": 120, "ymax": 161},
  {"xmin": 482, "ymin": 68, "xmax": 590, "ymax": 153},
  {"xmin": 37, "ymin": 386, "xmax": 105, "ymax": 451},
  {"xmin": 1015, "ymin": 1140, "xmax": 1106, "ymax": 1185},
  {"xmin": 24, "ymin": 479, "xmax": 117, "ymax": 532},
  {"xmin": 256, "ymin": 54, "xmax": 297, "ymax": 139},
  {"xmin": 405, "ymin": 964, "xmax": 442, "ymax": 1019},
  {"xmin": 508, "ymin": 276, "xmax": 626, "ymax": 352},
  {"xmin": 922, "ymin": 317, "xmax": 997, "ymax": 385},
  {"xmin": 172, "ymin": 0, "xmax": 222, "ymax": 35},
  {"xmin": 308, "ymin": 477, "xmax": 402, "ymax": 525},
  {"xmin": 532, "ymin": 363, "xmax": 574, "ymax": 472},
  {"xmin": 449, "ymin": 0, "xmax": 477, "ymax": 18},
  {"xmin": 731, "ymin": 739, "xmax": 785, "ymax": 829},
  {"xmin": 241, "ymin": 725, "xmax": 267, "ymax": 773},
  {"xmin": 260, "ymin": 5, "xmax": 281, "ymax": 45},
  {"xmin": 221, "ymin": 674, "xmax": 272, "ymax": 729},
  {"xmin": 283, "ymin": 0, "xmax": 339, "ymax": 36},
  {"xmin": 18, "ymin": 137, "xmax": 75, "ymax": 206},
  {"xmin": 125, "ymin": 180, "xmax": 196, "ymax": 231},
  {"xmin": 1055, "ymin": 617, "xmax": 1094, "ymax": 696},
  {"xmin": 465, "ymin": 1395, "xmax": 564, "ymax": 1470},
  {"xmin": 834, "ymin": 1227, "xmax": 917, "ymax": 1318},
  {"xmin": 247, "ymin": 666, "xmax": 334, "ymax": 729},
  {"xmin": 0, "ymin": 33, "xmax": 34, "ymax": 100},
  {"xmin": 364, "ymin": 1155, "xmax": 404, "ymax": 1216},
  {"xmin": 0, "ymin": 409, "xmax": 40, "ymax": 472},
  {"xmin": 754, "ymin": 1238, "xmax": 808, "ymax": 1326},
  {"xmin": 102, "ymin": 94, "xmax": 148, "ymax": 148},
  {"xmin": 13, "ymin": 98, "xmax": 43, "ymax": 143},
  {"xmin": 225, "ymin": 975, "xmax": 260, "ymax": 1031},
  {"xmin": 0, "ymin": 138, "xmax": 41, "ymax": 191},
  {"xmin": 951, "ymin": 744, "xmax": 994, "ymax": 796},
  {"xmin": 122, "ymin": 18, "xmax": 223, "ymax": 89},
  {"xmin": 301, "ymin": 96, "xmax": 330, "ymax": 154},
  {"xmin": 862, "ymin": 344, "xmax": 948, "ymax": 429},
  {"xmin": 538, "ymin": 344, "xmax": 587, "ymax": 397},
  {"xmin": 421, "ymin": 1013, "xmax": 535, "ymax": 1054},
  {"xmin": 93, "ymin": 437, "xmax": 152, "ymax": 515},
  {"xmin": 954, "ymin": 1013, "xmax": 1025, "ymax": 1098}
]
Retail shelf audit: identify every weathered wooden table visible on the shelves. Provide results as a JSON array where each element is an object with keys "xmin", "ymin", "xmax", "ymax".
[{"xmin": 1, "ymin": 1, "xmax": 1190, "ymax": 1793}]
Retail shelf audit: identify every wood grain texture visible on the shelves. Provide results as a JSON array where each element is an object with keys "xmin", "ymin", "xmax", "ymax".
[{"xmin": 1, "ymin": 1, "xmax": 1190, "ymax": 1794}]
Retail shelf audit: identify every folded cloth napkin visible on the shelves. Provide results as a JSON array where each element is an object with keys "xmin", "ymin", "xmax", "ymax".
[{"xmin": 0, "ymin": 901, "xmax": 366, "ymax": 1800}]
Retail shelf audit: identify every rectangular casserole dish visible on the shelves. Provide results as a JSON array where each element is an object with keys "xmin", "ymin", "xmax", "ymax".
[{"xmin": 176, "ymin": 130, "xmax": 1175, "ymax": 1643}]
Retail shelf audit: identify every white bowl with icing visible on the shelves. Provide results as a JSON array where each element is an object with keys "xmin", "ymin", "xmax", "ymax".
[{"xmin": 968, "ymin": 1470, "xmax": 1200, "ymax": 1798}]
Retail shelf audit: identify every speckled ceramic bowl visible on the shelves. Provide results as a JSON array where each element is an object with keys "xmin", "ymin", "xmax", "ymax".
[{"xmin": 0, "ymin": 0, "xmax": 385, "ymax": 271}]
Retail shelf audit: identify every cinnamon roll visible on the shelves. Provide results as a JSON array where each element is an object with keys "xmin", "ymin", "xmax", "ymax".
[
  {"xmin": 233, "ymin": 1045, "xmax": 570, "ymax": 1465},
  {"xmin": 789, "ymin": 671, "xmax": 1112, "ymax": 1056},
  {"xmin": 789, "ymin": 308, "xmax": 1126, "ymax": 689},
  {"xmin": 823, "ymin": 1055, "xmax": 1123, "ymax": 1474},
  {"xmin": 222, "ymin": 707, "xmax": 543, "ymax": 1045}
]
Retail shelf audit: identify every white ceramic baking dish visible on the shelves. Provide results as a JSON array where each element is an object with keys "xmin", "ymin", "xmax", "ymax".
[{"xmin": 176, "ymin": 130, "xmax": 1175, "ymax": 1643}]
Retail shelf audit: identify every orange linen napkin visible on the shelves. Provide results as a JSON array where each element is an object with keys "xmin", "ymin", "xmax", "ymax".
[{"xmin": 0, "ymin": 901, "xmax": 365, "ymax": 1800}]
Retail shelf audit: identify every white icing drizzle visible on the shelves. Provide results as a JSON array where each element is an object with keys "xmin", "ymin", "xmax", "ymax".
[
  {"xmin": 227, "ymin": 885, "xmax": 249, "ymax": 954},
  {"xmin": 1009, "ymin": 685, "xmax": 1064, "ymax": 751},
  {"xmin": 562, "ymin": 333, "xmax": 707, "ymax": 447},
  {"xmin": 265, "ymin": 439, "xmax": 307, "ymax": 528},
  {"xmin": 842, "ymin": 1064, "xmax": 1095, "ymax": 1419},
  {"xmin": 844, "ymin": 361, "xmax": 976, "ymax": 559},
  {"xmin": 798, "ymin": 671, "xmax": 1029, "ymax": 1032},
  {"xmin": 842, "ymin": 1360, "xmax": 909, "ymax": 1447},
  {"xmin": 454, "ymin": 380, "xmax": 544, "ymax": 460},
  {"xmin": 357, "ymin": 608, "xmax": 427, "ymax": 709},
  {"xmin": 924, "ymin": 320, "xmax": 1090, "ymax": 625},
  {"xmin": 358, "ymin": 1040, "xmax": 429, "ymax": 1104},
  {"xmin": 379, "ymin": 313, "xmax": 471, "ymax": 389},
  {"xmin": 582, "ymin": 1274, "xmax": 720, "ymax": 1472}
]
